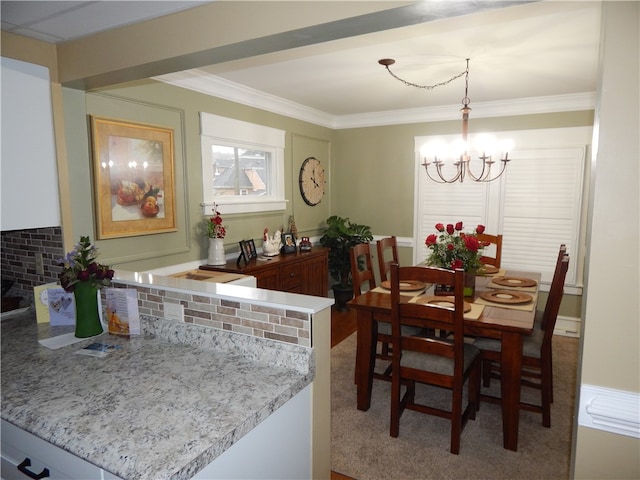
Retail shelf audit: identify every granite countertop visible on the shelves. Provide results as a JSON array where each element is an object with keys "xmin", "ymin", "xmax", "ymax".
[{"xmin": 1, "ymin": 310, "xmax": 313, "ymax": 480}]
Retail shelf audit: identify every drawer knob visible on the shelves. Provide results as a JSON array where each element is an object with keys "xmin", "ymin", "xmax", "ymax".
[{"xmin": 18, "ymin": 458, "xmax": 50, "ymax": 479}]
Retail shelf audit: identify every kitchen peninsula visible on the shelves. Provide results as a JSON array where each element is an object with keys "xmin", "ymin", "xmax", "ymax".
[{"xmin": 1, "ymin": 270, "xmax": 333, "ymax": 479}]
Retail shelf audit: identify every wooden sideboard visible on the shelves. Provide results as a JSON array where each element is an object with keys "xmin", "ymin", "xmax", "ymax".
[{"xmin": 199, "ymin": 247, "xmax": 329, "ymax": 297}]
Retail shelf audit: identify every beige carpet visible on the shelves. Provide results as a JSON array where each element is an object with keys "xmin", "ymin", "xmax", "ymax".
[{"xmin": 330, "ymin": 332, "xmax": 579, "ymax": 480}]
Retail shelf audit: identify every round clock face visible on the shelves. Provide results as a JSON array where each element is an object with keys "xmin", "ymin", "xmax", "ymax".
[{"xmin": 299, "ymin": 157, "xmax": 325, "ymax": 206}]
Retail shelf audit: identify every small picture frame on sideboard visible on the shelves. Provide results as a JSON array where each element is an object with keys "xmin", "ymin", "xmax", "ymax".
[
  {"xmin": 238, "ymin": 240, "xmax": 256, "ymax": 264},
  {"xmin": 282, "ymin": 233, "xmax": 297, "ymax": 253}
]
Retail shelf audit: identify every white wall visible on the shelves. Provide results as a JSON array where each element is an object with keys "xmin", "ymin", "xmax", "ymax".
[
  {"xmin": 1, "ymin": 57, "xmax": 60, "ymax": 231},
  {"xmin": 572, "ymin": 2, "xmax": 640, "ymax": 478}
]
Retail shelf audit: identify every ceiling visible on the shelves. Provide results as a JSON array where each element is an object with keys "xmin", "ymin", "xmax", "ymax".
[{"xmin": 1, "ymin": 1, "xmax": 603, "ymax": 125}]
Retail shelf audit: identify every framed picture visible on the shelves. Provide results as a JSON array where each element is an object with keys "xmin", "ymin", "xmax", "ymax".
[
  {"xmin": 90, "ymin": 116, "xmax": 176, "ymax": 239},
  {"xmin": 238, "ymin": 240, "xmax": 257, "ymax": 264},
  {"xmin": 282, "ymin": 233, "xmax": 297, "ymax": 253}
]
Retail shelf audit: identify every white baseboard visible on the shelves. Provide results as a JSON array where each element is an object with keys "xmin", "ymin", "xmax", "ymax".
[
  {"xmin": 554, "ymin": 315, "xmax": 581, "ymax": 337},
  {"xmin": 578, "ymin": 384, "xmax": 640, "ymax": 438}
]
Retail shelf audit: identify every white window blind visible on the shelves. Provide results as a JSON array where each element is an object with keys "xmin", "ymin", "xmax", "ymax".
[{"xmin": 415, "ymin": 127, "xmax": 591, "ymax": 290}]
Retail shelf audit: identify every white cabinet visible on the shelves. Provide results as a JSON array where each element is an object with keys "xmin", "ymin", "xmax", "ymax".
[
  {"xmin": 0, "ymin": 420, "xmax": 122, "ymax": 480},
  {"xmin": 1, "ymin": 386, "xmax": 311, "ymax": 479},
  {"xmin": 192, "ymin": 385, "xmax": 312, "ymax": 479},
  {"xmin": 0, "ymin": 57, "xmax": 60, "ymax": 231}
]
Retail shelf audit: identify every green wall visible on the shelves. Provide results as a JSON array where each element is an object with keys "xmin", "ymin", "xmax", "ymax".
[
  {"xmin": 62, "ymin": 80, "xmax": 333, "ymax": 272},
  {"xmin": 61, "ymin": 78, "xmax": 591, "ymax": 318}
]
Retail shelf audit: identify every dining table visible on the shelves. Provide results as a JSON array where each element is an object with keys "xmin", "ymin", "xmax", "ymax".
[{"xmin": 349, "ymin": 269, "xmax": 541, "ymax": 452}]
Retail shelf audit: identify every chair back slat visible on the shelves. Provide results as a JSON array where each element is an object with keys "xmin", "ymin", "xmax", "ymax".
[
  {"xmin": 377, "ymin": 236, "xmax": 399, "ymax": 282},
  {"xmin": 542, "ymin": 244, "xmax": 567, "ymax": 330},
  {"xmin": 477, "ymin": 233, "xmax": 503, "ymax": 268},
  {"xmin": 350, "ymin": 243, "xmax": 376, "ymax": 297},
  {"xmin": 542, "ymin": 254, "xmax": 569, "ymax": 346}
]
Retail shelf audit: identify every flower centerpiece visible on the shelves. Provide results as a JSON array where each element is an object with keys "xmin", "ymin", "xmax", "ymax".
[
  {"xmin": 204, "ymin": 204, "xmax": 226, "ymax": 239},
  {"xmin": 425, "ymin": 222, "xmax": 486, "ymax": 296},
  {"xmin": 203, "ymin": 204, "xmax": 227, "ymax": 265},
  {"xmin": 58, "ymin": 236, "xmax": 114, "ymax": 338},
  {"xmin": 58, "ymin": 236, "xmax": 114, "ymax": 292}
]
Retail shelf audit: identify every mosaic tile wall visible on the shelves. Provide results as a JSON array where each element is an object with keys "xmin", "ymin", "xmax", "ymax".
[
  {"xmin": 1, "ymin": 227, "xmax": 64, "ymax": 305},
  {"xmin": 112, "ymin": 280, "xmax": 311, "ymax": 347}
]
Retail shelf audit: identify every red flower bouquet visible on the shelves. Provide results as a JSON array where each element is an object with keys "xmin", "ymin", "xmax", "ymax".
[
  {"xmin": 204, "ymin": 204, "xmax": 226, "ymax": 239},
  {"xmin": 425, "ymin": 221, "xmax": 486, "ymax": 272}
]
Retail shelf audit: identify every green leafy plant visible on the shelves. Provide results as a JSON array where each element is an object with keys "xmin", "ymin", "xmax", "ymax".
[{"xmin": 319, "ymin": 215, "xmax": 373, "ymax": 288}]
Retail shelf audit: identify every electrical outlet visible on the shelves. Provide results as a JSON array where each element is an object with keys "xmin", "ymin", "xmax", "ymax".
[
  {"xmin": 35, "ymin": 253, "xmax": 44, "ymax": 275},
  {"xmin": 163, "ymin": 302, "xmax": 184, "ymax": 322}
]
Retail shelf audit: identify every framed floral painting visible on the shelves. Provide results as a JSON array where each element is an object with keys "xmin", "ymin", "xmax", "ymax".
[{"xmin": 90, "ymin": 116, "xmax": 177, "ymax": 239}]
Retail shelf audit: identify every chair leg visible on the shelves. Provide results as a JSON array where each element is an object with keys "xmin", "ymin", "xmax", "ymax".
[
  {"xmin": 450, "ymin": 385, "xmax": 462, "ymax": 455},
  {"xmin": 482, "ymin": 359, "xmax": 493, "ymax": 387},
  {"xmin": 470, "ymin": 362, "xmax": 481, "ymax": 415},
  {"xmin": 541, "ymin": 357, "xmax": 552, "ymax": 428},
  {"xmin": 390, "ymin": 366, "xmax": 402, "ymax": 438}
]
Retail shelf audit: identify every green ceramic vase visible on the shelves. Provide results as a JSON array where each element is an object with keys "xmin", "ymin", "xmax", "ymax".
[{"xmin": 74, "ymin": 281, "xmax": 103, "ymax": 338}]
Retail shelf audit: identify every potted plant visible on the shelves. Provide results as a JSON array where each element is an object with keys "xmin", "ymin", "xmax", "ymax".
[{"xmin": 319, "ymin": 215, "xmax": 373, "ymax": 310}]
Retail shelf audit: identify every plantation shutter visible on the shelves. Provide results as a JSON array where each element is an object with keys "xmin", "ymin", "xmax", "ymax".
[{"xmin": 415, "ymin": 127, "xmax": 590, "ymax": 290}]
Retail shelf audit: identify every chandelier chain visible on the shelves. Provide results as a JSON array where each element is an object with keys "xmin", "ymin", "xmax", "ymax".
[{"xmin": 382, "ymin": 60, "xmax": 468, "ymax": 91}]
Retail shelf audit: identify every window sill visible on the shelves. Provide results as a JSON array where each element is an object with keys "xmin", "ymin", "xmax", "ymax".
[{"xmin": 201, "ymin": 200, "xmax": 287, "ymax": 216}]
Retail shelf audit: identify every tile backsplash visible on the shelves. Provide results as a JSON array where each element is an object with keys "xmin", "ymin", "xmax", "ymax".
[{"xmin": 1, "ymin": 227, "xmax": 63, "ymax": 305}]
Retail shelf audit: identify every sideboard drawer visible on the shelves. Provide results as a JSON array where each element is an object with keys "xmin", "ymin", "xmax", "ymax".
[{"xmin": 281, "ymin": 263, "xmax": 303, "ymax": 290}]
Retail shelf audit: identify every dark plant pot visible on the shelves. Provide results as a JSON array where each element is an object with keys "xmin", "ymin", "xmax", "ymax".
[{"xmin": 332, "ymin": 284, "xmax": 354, "ymax": 312}]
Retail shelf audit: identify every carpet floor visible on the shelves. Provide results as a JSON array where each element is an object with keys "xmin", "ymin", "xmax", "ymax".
[{"xmin": 330, "ymin": 332, "xmax": 579, "ymax": 480}]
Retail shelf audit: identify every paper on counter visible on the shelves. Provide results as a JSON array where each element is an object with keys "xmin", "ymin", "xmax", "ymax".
[{"xmin": 39, "ymin": 332, "xmax": 96, "ymax": 350}]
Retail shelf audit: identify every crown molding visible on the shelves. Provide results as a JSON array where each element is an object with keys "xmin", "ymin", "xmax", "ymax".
[{"xmin": 154, "ymin": 70, "xmax": 596, "ymax": 130}]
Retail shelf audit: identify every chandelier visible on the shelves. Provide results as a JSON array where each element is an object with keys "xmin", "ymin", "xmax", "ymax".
[{"xmin": 378, "ymin": 58, "xmax": 512, "ymax": 183}]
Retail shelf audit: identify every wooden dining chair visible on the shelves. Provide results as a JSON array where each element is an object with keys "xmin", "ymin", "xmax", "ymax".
[
  {"xmin": 477, "ymin": 233, "xmax": 503, "ymax": 268},
  {"xmin": 388, "ymin": 263, "xmax": 481, "ymax": 454},
  {"xmin": 350, "ymin": 242, "xmax": 376, "ymax": 298},
  {"xmin": 376, "ymin": 236, "xmax": 398, "ymax": 283},
  {"xmin": 350, "ymin": 244, "xmax": 426, "ymax": 384},
  {"xmin": 481, "ymin": 243, "xmax": 567, "ymax": 392},
  {"xmin": 475, "ymin": 253, "xmax": 570, "ymax": 428},
  {"xmin": 350, "ymin": 243, "xmax": 393, "ymax": 382}
]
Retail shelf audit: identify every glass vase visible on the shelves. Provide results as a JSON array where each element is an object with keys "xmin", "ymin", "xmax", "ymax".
[
  {"xmin": 74, "ymin": 281, "xmax": 103, "ymax": 338},
  {"xmin": 208, "ymin": 237, "xmax": 226, "ymax": 265},
  {"xmin": 464, "ymin": 271, "xmax": 476, "ymax": 298}
]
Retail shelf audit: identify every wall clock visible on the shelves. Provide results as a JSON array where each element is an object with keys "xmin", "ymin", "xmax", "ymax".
[{"xmin": 299, "ymin": 156, "xmax": 325, "ymax": 206}]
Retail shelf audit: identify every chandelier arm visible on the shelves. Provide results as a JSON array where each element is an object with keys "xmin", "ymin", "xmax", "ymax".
[
  {"xmin": 424, "ymin": 165, "xmax": 448, "ymax": 184},
  {"xmin": 468, "ymin": 158, "xmax": 510, "ymax": 183},
  {"xmin": 465, "ymin": 156, "xmax": 491, "ymax": 182},
  {"xmin": 435, "ymin": 160, "xmax": 463, "ymax": 184}
]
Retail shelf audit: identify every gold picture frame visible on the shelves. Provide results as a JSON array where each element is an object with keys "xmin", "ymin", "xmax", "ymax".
[{"xmin": 90, "ymin": 116, "xmax": 177, "ymax": 239}]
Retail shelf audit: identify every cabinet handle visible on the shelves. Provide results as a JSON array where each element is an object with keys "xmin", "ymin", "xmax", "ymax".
[{"xmin": 17, "ymin": 458, "xmax": 50, "ymax": 479}]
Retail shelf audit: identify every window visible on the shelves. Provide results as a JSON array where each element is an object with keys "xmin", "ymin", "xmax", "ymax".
[
  {"xmin": 414, "ymin": 126, "xmax": 591, "ymax": 294},
  {"xmin": 200, "ymin": 112, "xmax": 286, "ymax": 215}
]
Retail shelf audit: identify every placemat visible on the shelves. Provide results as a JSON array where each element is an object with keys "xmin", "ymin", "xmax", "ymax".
[
  {"xmin": 474, "ymin": 292, "xmax": 538, "ymax": 311},
  {"xmin": 372, "ymin": 286, "xmax": 424, "ymax": 297},
  {"xmin": 408, "ymin": 296, "xmax": 484, "ymax": 319},
  {"xmin": 380, "ymin": 280, "xmax": 427, "ymax": 292},
  {"xmin": 409, "ymin": 295, "xmax": 471, "ymax": 312}
]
